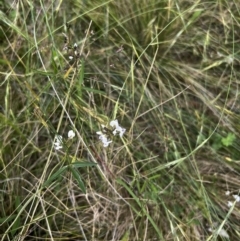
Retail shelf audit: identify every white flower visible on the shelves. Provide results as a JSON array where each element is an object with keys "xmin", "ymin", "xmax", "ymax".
[
  {"xmin": 208, "ymin": 226, "xmax": 229, "ymax": 239},
  {"xmin": 96, "ymin": 131, "xmax": 112, "ymax": 147},
  {"xmin": 110, "ymin": 119, "xmax": 119, "ymax": 128},
  {"xmin": 110, "ymin": 119, "xmax": 126, "ymax": 137},
  {"xmin": 225, "ymin": 191, "xmax": 230, "ymax": 196},
  {"xmin": 53, "ymin": 135, "xmax": 63, "ymax": 150},
  {"xmin": 68, "ymin": 130, "xmax": 75, "ymax": 139},
  {"xmin": 233, "ymin": 195, "xmax": 240, "ymax": 202},
  {"xmin": 227, "ymin": 201, "xmax": 233, "ymax": 207},
  {"xmin": 226, "ymin": 56, "xmax": 233, "ymax": 65},
  {"xmin": 218, "ymin": 228, "xmax": 229, "ymax": 238},
  {"xmin": 101, "ymin": 124, "xmax": 107, "ymax": 132}
]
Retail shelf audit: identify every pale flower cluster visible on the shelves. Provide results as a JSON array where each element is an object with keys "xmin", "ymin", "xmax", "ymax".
[
  {"xmin": 208, "ymin": 226, "xmax": 229, "ymax": 239},
  {"xmin": 233, "ymin": 194, "xmax": 240, "ymax": 202},
  {"xmin": 225, "ymin": 191, "xmax": 240, "ymax": 207},
  {"xmin": 53, "ymin": 130, "xmax": 75, "ymax": 150},
  {"xmin": 96, "ymin": 119, "xmax": 126, "ymax": 147},
  {"xmin": 52, "ymin": 120, "xmax": 126, "ymax": 150},
  {"xmin": 208, "ymin": 221, "xmax": 230, "ymax": 239},
  {"xmin": 110, "ymin": 119, "xmax": 126, "ymax": 137},
  {"xmin": 96, "ymin": 131, "xmax": 112, "ymax": 147},
  {"xmin": 53, "ymin": 135, "xmax": 63, "ymax": 150}
]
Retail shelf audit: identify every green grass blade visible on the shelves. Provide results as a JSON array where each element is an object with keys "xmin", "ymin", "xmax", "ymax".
[
  {"xmin": 70, "ymin": 167, "xmax": 86, "ymax": 194},
  {"xmin": 70, "ymin": 161, "xmax": 97, "ymax": 168},
  {"xmin": 42, "ymin": 166, "xmax": 68, "ymax": 188},
  {"xmin": 116, "ymin": 178, "xmax": 163, "ymax": 239}
]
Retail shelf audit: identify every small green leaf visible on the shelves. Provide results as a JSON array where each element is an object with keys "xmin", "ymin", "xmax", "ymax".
[
  {"xmin": 11, "ymin": 196, "xmax": 21, "ymax": 236},
  {"xmin": 71, "ymin": 161, "xmax": 97, "ymax": 168},
  {"xmin": 190, "ymin": 9, "xmax": 203, "ymax": 22},
  {"xmin": 79, "ymin": 60, "xmax": 84, "ymax": 85},
  {"xmin": 120, "ymin": 230, "xmax": 130, "ymax": 241},
  {"xmin": 70, "ymin": 167, "xmax": 86, "ymax": 193},
  {"xmin": 221, "ymin": 133, "xmax": 236, "ymax": 147},
  {"xmin": 43, "ymin": 166, "xmax": 68, "ymax": 188},
  {"xmin": 0, "ymin": 214, "xmax": 17, "ymax": 224},
  {"xmin": 196, "ymin": 133, "xmax": 206, "ymax": 145},
  {"xmin": 212, "ymin": 141, "xmax": 222, "ymax": 151}
]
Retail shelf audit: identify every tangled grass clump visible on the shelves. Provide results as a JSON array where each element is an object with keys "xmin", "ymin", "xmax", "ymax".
[{"xmin": 0, "ymin": 0, "xmax": 240, "ymax": 240}]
